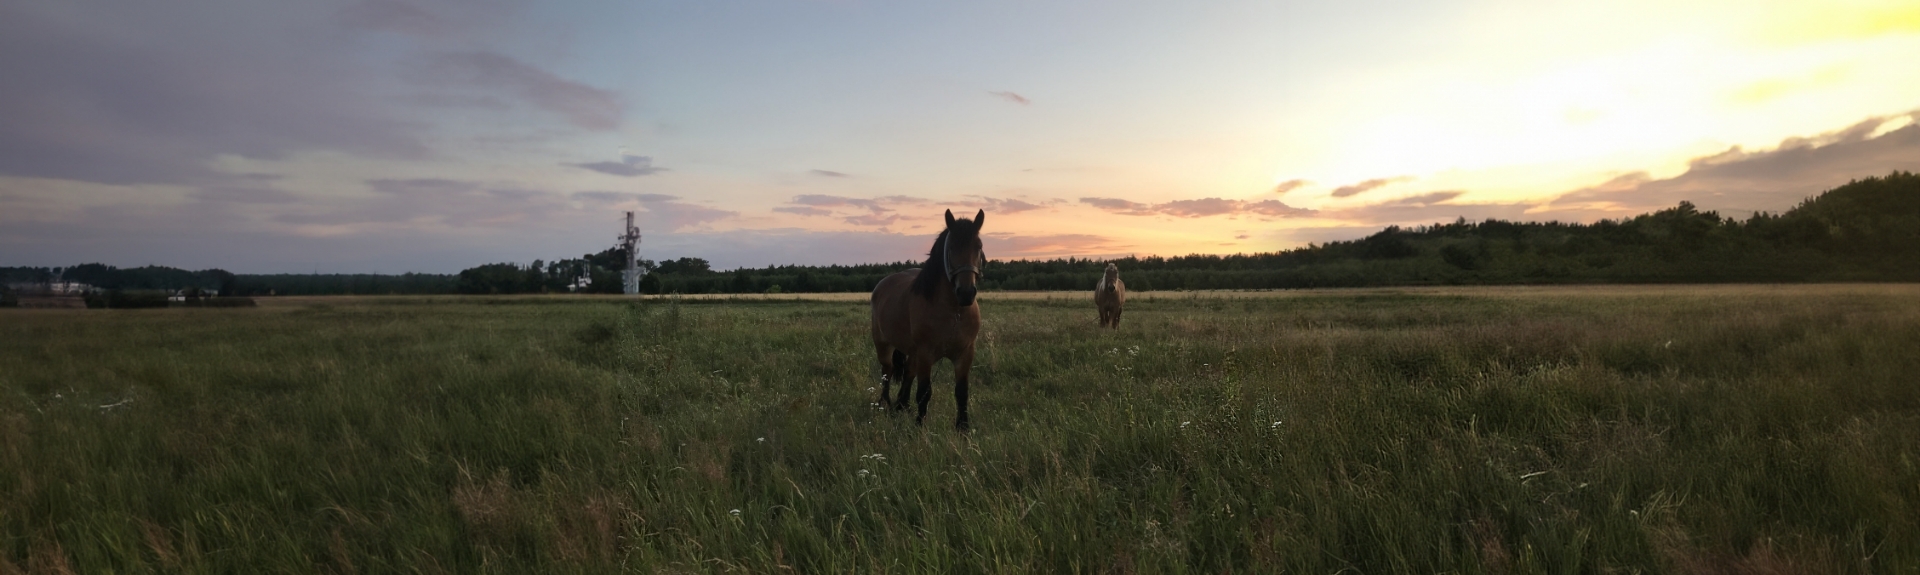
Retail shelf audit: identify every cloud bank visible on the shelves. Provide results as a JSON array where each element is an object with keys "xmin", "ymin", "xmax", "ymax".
[
  {"xmin": 988, "ymin": 91, "xmax": 1030, "ymax": 105},
  {"xmin": 425, "ymin": 51, "xmax": 623, "ymax": 131},
  {"xmin": 1329, "ymin": 176, "xmax": 1414, "ymax": 198},
  {"xmin": 1543, "ymin": 112, "xmax": 1920, "ymax": 218},
  {"xmin": 568, "ymin": 153, "xmax": 665, "ymax": 177},
  {"xmin": 0, "ymin": 3, "xmax": 426, "ymax": 185},
  {"xmin": 1079, "ymin": 197, "xmax": 1315, "ymax": 219}
]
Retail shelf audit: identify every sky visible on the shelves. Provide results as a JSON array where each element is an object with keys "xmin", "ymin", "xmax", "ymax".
[{"xmin": 2, "ymin": 0, "xmax": 1918, "ymax": 273}]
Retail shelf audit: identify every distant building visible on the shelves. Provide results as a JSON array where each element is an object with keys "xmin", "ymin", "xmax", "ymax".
[{"xmin": 4, "ymin": 281, "xmax": 94, "ymax": 296}]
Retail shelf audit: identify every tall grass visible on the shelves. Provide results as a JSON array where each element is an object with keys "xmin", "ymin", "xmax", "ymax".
[{"xmin": 2, "ymin": 286, "xmax": 1917, "ymax": 573}]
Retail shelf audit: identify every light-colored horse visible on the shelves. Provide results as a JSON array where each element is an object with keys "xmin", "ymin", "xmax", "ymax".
[{"xmin": 1095, "ymin": 262, "xmax": 1125, "ymax": 328}]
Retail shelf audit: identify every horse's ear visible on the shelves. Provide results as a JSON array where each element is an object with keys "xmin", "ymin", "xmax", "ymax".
[
  {"xmin": 974, "ymin": 209, "xmax": 986, "ymax": 229},
  {"xmin": 945, "ymin": 209, "xmax": 955, "ymax": 227}
]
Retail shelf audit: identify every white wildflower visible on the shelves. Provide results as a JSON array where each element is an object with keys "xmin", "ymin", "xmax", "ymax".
[{"xmin": 729, "ymin": 509, "xmax": 741, "ymax": 516}]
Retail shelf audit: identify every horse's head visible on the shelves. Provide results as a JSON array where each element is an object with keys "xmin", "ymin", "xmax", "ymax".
[
  {"xmin": 1104, "ymin": 263, "xmax": 1119, "ymax": 283},
  {"xmin": 943, "ymin": 209, "xmax": 986, "ymax": 307}
]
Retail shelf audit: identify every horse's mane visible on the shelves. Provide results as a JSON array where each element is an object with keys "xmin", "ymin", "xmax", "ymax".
[{"xmin": 910, "ymin": 228, "xmax": 952, "ymax": 299}]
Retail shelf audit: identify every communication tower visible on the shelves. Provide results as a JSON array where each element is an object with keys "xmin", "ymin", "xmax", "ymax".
[{"xmin": 620, "ymin": 211, "xmax": 644, "ymax": 295}]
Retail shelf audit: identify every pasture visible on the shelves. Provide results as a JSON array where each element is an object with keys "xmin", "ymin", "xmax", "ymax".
[{"xmin": 2, "ymin": 285, "xmax": 1917, "ymax": 573}]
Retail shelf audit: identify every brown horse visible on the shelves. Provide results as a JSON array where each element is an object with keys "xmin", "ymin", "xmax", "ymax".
[
  {"xmin": 871, "ymin": 209, "xmax": 986, "ymax": 430},
  {"xmin": 1095, "ymin": 262, "xmax": 1125, "ymax": 328}
]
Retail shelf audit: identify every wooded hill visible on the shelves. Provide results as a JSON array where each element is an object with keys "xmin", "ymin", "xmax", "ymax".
[{"xmin": 7, "ymin": 171, "xmax": 1916, "ymax": 297}]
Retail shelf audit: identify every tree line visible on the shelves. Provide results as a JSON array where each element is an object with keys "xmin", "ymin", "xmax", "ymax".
[
  {"xmin": 8, "ymin": 171, "xmax": 1917, "ymax": 297},
  {"xmin": 454, "ymin": 171, "xmax": 1920, "ymax": 293}
]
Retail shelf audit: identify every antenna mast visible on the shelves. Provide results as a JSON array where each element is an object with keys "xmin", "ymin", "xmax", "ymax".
[{"xmin": 620, "ymin": 211, "xmax": 644, "ymax": 295}]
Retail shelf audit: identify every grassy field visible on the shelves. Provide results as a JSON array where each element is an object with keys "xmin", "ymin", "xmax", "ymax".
[{"xmin": 2, "ymin": 285, "xmax": 1917, "ymax": 573}]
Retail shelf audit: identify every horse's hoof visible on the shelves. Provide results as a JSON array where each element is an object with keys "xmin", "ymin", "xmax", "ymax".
[{"xmin": 955, "ymin": 420, "xmax": 971, "ymax": 432}]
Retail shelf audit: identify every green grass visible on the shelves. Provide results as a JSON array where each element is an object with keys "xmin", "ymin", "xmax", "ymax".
[{"xmin": 3, "ymin": 286, "xmax": 1918, "ymax": 573}]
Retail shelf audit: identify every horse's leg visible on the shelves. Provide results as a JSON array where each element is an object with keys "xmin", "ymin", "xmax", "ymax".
[
  {"xmin": 953, "ymin": 349, "xmax": 974, "ymax": 431},
  {"xmin": 875, "ymin": 346, "xmax": 895, "ymax": 405},
  {"xmin": 1112, "ymin": 306, "xmax": 1122, "ymax": 328},
  {"xmin": 890, "ymin": 350, "xmax": 912, "ymax": 411},
  {"xmin": 911, "ymin": 353, "xmax": 935, "ymax": 424}
]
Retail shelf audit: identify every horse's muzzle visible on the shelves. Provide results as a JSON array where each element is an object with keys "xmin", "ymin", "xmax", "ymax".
[{"xmin": 955, "ymin": 285, "xmax": 977, "ymax": 307}]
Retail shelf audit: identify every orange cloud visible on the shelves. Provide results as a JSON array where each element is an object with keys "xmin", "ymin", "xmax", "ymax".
[
  {"xmin": 1329, "ymin": 176, "xmax": 1413, "ymax": 198},
  {"xmin": 1079, "ymin": 197, "xmax": 1314, "ymax": 219},
  {"xmin": 988, "ymin": 91, "xmax": 1030, "ymax": 105}
]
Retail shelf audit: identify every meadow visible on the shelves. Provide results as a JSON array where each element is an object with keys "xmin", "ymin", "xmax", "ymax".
[{"xmin": 2, "ymin": 285, "xmax": 1917, "ymax": 573}]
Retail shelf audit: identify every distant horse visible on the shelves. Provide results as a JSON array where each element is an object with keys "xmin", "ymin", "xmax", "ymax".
[
  {"xmin": 871, "ymin": 209, "xmax": 987, "ymax": 430},
  {"xmin": 1095, "ymin": 263, "xmax": 1126, "ymax": 328}
]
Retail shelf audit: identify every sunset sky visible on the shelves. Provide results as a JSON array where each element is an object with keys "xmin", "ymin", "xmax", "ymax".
[{"xmin": 3, "ymin": 0, "xmax": 1919, "ymax": 272}]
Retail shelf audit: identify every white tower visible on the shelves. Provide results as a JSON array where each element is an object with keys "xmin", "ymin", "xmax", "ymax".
[{"xmin": 620, "ymin": 211, "xmax": 644, "ymax": 295}]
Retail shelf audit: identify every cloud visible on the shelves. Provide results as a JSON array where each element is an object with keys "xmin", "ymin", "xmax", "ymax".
[
  {"xmin": 773, "ymin": 206, "xmax": 834, "ymax": 217},
  {"xmin": 189, "ymin": 174, "xmax": 301, "ymax": 204},
  {"xmin": 988, "ymin": 91, "xmax": 1030, "ymax": 105},
  {"xmin": 776, "ymin": 194, "xmax": 1039, "ymax": 227},
  {"xmin": 1080, "ymin": 197, "xmax": 1316, "ymax": 219},
  {"xmin": 1542, "ymin": 112, "xmax": 1920, "ymax": 218},
  {"xmin": 982, "ymin": 233, "xmax": 1131, "ymax": 259},
  {"xmin": 0, "ymin": 198, "xmax": 504, "ymax": 273},
  {"xmin": 247, "ymin": 179, "xmax": 580, "ymax": 229},
  {"xmin": 1330, "ymin": 191, "xmax": 1533, "ymax": 224},
  {"xmin": 568, "ymin": 153, "xmax": 664, "ymax": 177},
  {"xmin": 784, "ymin": 194, "xmax": 930, "ymax": 215},
  {"xmin": 1242, "ymin": 200, "xmax": 1318, "ymax": 217},
  {"xmin": 1078, "ymin": 197, "xmax": 1157, "ymax": 216},
  {"xmin": 1329, "ymin": 176, "xmax": 1414, "ymax": 198},
  {"xmin": 792, "ymin": 194, "xmax": 883, "ymax": 211},
  {"xmin": 1384, "ymin": 191, "xmax": 1466, "ymax": 205},
  {"xmin": 843, "ymin": 213, "xmax": 902, "ymax": 227},
  {"xmin": 571, "ymin": 191, "xmax": 625, "ymax": 203},
  {"xmin": 426, "ymin": 51, "xmax": 623, "ymax": 130},
  {"xmin": 810, "ymin": 169, "xmax": 851, "ymax": 178},
  {"xmin": 0, "ymin": 3, "xmax": 426, "ymax": 185},
  {"xmin": 368, "ymin": 178, "xmax": 475, "ymax": 196},
  {"xmin": 1156, "ymin": 198, "xmax": 1244, "ymax": 217},
  {"xmin": 1273, "ymin": 179, "xmax": 1310, "ymax": 194},
  {"xmin": 966, "ymin": 196, "xmax": 1048, "ymax": 214},
  {"xmin": 336, "ymin": 0, "xmax": 447, "ymax": 36},
  {"xmin": 570, "ymin": 191, "xmax": 736, "ymax": 231},
  {"xmin": 989, "ymin": 198, "xmax": 1043, "ymax": 213}
]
